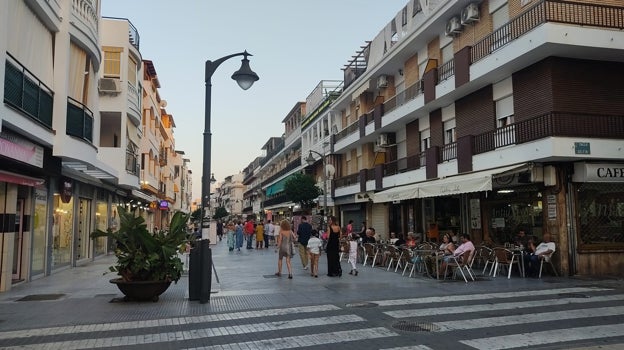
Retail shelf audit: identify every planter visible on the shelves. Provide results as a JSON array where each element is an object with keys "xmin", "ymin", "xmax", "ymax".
[{"xmin": 110, "ymin": 278, "xmax": 172, "ymax": 302}]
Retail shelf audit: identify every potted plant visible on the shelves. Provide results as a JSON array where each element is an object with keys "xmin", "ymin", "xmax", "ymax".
[{"xmin": 91, "ymin": 206, "xmax": 190, "ymax": 301}]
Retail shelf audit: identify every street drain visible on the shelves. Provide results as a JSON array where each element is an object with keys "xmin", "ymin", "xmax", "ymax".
[
  {"xmin": 16, "ymin": 294, "xmax": 65, "ymax": 301},
  {"xmin": 392, "ymin": 320, "xmax": 440, "ymax": 333},
  {"xmin": 345, "ymin": 302, "xmax": 378, "ymax": 308}
]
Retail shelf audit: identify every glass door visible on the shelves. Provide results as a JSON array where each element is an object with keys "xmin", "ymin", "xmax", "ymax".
[{"xmin": 12, "ymin": 199, "xmax": 24, "ymax": 282}]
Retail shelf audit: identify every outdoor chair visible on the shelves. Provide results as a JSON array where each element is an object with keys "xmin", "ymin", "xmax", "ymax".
[
  {"xmin": 362, "ymin": 243, "xmax": 379, "ymax": 267},
  {"xmin": 399, "ymin": 247, "xmax": 414, "ymax": 276},
  {"xmin": 539, "ymin": 251, "xmax": 558, "ymax": 278},
  {"xmin": 444, "ymin": 250, "xmax": 475, "ymax": 283},
  {"xmin": 339, "ymin": 240, "xmax": 350, "ymax": 261},
  {"xmin": 492, "ymin": 247, "xmax": 522, "ymax": 279},
  {"xmin": 385, "ymin": 245, "xmax": 402, "ymax": 272}
]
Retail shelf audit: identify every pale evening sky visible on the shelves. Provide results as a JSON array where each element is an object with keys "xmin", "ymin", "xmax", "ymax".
[{"xmin": 101, "ymin": 1, "xmax": 406, "ymax": 201}]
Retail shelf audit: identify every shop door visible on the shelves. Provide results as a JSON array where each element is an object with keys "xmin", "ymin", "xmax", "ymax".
[
  {"xmin": 12, "ymin": 199, "xmax": 24, "ymax": 282},
  {"xmin": 77, "ymin": 198, "xmax": 92, "ymax": 260}
]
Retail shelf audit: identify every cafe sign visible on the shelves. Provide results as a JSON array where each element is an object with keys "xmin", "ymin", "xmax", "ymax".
[{"xmin": 572, "ymin": 162, "xmax": 624, "ymax": 183}]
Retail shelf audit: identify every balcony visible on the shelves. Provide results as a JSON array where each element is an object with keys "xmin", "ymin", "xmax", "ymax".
[
  {"xmin": 66, "ymin": 97, "xmax": 93, "ymax": 143},
  {"xmin": 4, "ymin": 55, "xmax": 53, "ymax": 128}
]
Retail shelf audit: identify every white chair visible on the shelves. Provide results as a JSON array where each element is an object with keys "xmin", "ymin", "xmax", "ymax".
[
  {"xmin": 492, "ymin": 247, "xmax": 522, "ymax": 279},
  {"xmin": 539, "ymin": 252, "xmax": 558, "ymax": 278},
  {"xmin": 444, "ymin": 250, "xmax": 475, "ymax": 283}
]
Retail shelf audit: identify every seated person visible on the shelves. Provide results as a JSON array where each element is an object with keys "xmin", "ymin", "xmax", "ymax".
[
  {"xmin": 523, "ymin": 233, "xmax": 555, "ymax": 277},
  {"xmin": 405, "ymin": 232, "xmax": 417, "ymax": 248},
  {"xmin": 425, "ymin": 233, "xmax": 454, "ymax": 276},
  {"xmin": 389, "ymin": 232, "xmax": 399, "ymax": 245},
  {"xmin": 394, "ymin": 233, "xmax": 406, "ymax": 247},
  {"xmin": 439, "ymin": 233, "xmax": 474, "ymax": 278},
  {"xmin": 361, "ymin": 228, "xmax": 376, "ymax": 244},
  {"xmin": 513, "ymin": 228, "xmax": 530, "ymax": 249}
]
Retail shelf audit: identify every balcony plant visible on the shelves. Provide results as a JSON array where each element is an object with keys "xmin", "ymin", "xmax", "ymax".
[{"xmin": 91, "ymin": 206, "xmax": 190, "ymax": 301}]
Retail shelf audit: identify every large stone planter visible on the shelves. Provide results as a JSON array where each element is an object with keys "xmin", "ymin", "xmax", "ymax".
[{"xmin": 110, "ymin": 278, "xmax": 172, "ymax": 302}]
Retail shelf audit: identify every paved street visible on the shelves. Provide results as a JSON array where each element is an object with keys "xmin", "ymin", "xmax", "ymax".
[{"xmin": 0, "ymin": 239, "xmax": 623, "ymax": 349}]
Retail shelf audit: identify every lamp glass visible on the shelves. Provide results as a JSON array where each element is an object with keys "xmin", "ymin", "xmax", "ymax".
[
  {"xmin": 305, "ymin": 152, "xmax": 316, "ymax": 166},
  {"xmin": 231, "ymin": 57, "xmax": 259, "ymax": 90}
]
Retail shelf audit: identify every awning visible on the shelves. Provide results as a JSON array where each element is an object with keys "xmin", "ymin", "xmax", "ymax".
[
  {"xmin": 0, "ymin": 170, "xmax": 44, "ymax": 187},
  {"xmin": 373, "ymin": 164, "xmax": 525, "ymax": 202},
  {"xmin": 373, "ymin": 183, "xmax": 419, "ymax": 203},
  {"xmin": 131, "ymin": 189, "xmax": 155, "ymax": 203},
  {"xmin": 418, "ymin": 164, "xmax": 525, "ymax": 198}
]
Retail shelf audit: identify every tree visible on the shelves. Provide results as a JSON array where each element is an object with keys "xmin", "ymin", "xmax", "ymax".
[
  {"xmin": 190, "ymin": 208, "xmax": 202, "ymax": 225},
  {"xmin": 213, "ymin": 207, "xmax": 229, "ymax": 220},
  {"xmin": 284, "ymin": 172, "xmax": 322, "ymax": 211}
]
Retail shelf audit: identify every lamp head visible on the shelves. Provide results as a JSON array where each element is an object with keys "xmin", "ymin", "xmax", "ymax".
[
  {"xmin": 231, "ymin": 51, "xmax": 259, "ymax": 90},
  {"xmin": 305, "ymin": 151, "xmax": 316, "ymax": 166},
  {"xmin": 210, "ymin": 173, "xmax": 217, "ymax": 184}
]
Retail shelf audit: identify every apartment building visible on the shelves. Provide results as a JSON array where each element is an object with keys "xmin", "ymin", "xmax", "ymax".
[
  {"xmin": 0, "ymin": 1, "xmax": 190, "ymax": 292},
  {"xmin": 325, "ymin": 0, "xmax": 623, "ymax": 276}
]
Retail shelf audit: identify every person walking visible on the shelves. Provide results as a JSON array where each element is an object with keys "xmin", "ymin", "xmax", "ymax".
[
  {"xmin": 235, "ymin": 220, "xmax": 244, "ymax": 251},
  {"xmin": 307, "ymin": 230, "xmax": 323, "ymax": 278},
  {"xmin": 347, "ymin": 233, "xmax": 359, "ymax": 276},
  {"xmin": 263, "ymin": 220, "xmax": 270, "ymax": 248},
  {"xmin": 244, "ymin": 219, "xmax": 255, "ymax": 249},
  {"xmin": 275, "ymin": 219, "xmax": 295, "ymax": 279},
  {"xmin": 216, "ymin": 220, "xmax": 224, "ymax": 241},
  {"xmin": 326, "ymin": 216, "xmax": 342, "ymax": 277},
  {"xmin": 296, "ymin": 216, "xmax": 313, "ymax": 270},
  {"xmin": 255, "ymin": 220, "xmax": 265, "ymax": 250},
  {"xmin": 226, "ymin": 221, "xmax": 236, "ymax": 251},
  {"xmin": 266, "ymin": 220, "xmax": 275, "ymax": 246}
]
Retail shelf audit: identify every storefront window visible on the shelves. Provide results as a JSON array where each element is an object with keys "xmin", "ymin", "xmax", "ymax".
[
  {"xmin": 94, "ymin": 200, "xmax": 107, "ymax": 255},
  {"xmin": 488, "ymin": 191, "xmax": 543, "ymax": 244},
  {"xmin": 31, "ymin": 189, "xmax": 48, "ymax": 275},
  {"xmin": 577, "ymin": 183, "xmax": 624, "ymax": 247},
  {"xmin": 52, "ymin": 195, "xmax": 73, "ymax": 267}
]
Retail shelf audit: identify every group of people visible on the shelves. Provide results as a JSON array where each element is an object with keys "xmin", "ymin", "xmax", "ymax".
[{"xmin": 222, "ymin": 219, "xmax": 278, "ymax": 252}]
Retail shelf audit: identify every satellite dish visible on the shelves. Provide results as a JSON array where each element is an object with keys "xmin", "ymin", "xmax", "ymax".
[{"xmin": 160, "ymin": 100, "xmax": 167, "ymax": 108}]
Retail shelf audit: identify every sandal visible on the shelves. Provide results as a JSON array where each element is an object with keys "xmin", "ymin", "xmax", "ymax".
[
  {"xmin": 274, "ymin": 272, "xmax": 281, "ymax": 277},
  {"xmin": 288, "ymin": 275, "xmax": 293, "ymax": 279}
]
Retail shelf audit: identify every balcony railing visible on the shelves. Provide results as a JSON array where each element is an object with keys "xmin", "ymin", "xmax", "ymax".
[
  {"xmin": 334, "ymin": 173, "xmax": 359, "ymax": 188},
  {"xmin": 126, "ymin": 150, "xmax": 139, "ymax": 176},
  {"xmin": 66, "ymin": 97, "xmax": 93, "ymax": 143},
  {"xmin": 263, "ymin": 158, "xmax": 302, "ymax": 186},
  {"xmin": 473, "ymin": 112, "xmax": 624, "ymax": 154},
  {"xmin": 4, "ymin": 55, "xmax": 54, "ymax": 128},
  {"xmin": 472, "ymin": 0, "xmax": 624, "ymax": 63},
  {"xmin": 440, "ymin": 142, "xmax": 457, "ymax": 162},
  {"xmin": 437, "ymin": 60, "xmax": 455, "ymax": 82}
]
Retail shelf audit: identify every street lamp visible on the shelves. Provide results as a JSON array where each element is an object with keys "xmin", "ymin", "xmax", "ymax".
[
  {"xmin": 306, "ymin": 150, "xmax": 328, "ymax": 228},
  {"xmin": 201, "ymin": 51, "xmax": 258, "ymax": 234},
  {"xmin": 194, "ymin": 51, "xmax": 258, "ymax": 304}
]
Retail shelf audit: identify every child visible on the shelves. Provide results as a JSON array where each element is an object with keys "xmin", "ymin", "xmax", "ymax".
[
  {"xmin": 307, "ymin": 230, "xmax": 323, "ymax": 278},
  {"xmin": 348, "ymin": 233, "xmax": 359, "ymax": 276}
]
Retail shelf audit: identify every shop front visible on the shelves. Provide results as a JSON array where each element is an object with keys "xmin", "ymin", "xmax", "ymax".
[{"xmin": 572, "ymin": 162, "xmax": 624, "ymax": 275}]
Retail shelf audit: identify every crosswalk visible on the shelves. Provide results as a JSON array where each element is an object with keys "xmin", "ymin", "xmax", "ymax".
[{"xmin": 1, "ymin": 286, "xmax": 623, "ymax": 349}]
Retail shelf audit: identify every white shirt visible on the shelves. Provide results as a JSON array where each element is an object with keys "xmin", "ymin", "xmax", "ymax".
[
  {"xmin": 534, "ymin": 241, "xmax": 556, "ymax": 256},
  {"xmin": 266, "ymin": 223, "xmax": 275, "ymax": 236},
  {"xmin": 307, "ymin": 237, "xmax": 322, "ymax": 254}
]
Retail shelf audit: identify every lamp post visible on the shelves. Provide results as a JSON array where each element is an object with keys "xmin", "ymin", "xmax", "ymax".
[
  {"xmin": 193, "ymin": 51, "xmax": 258, "ymax": 304},
  {"xmin": 305, "ymin": 149, "xmax": 328, "ymax": 229}
]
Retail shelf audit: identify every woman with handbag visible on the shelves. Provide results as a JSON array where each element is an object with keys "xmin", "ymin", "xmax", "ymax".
[{"xmin": 275, "ymin": 219, "xmax": 295, "ymax": 279}]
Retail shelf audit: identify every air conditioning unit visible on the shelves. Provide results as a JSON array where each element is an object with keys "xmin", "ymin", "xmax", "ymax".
[
  {"xmin": 98, "ymin": 78, "xmax": 120, "ymax": 94},
  {"xmin": 445, "ymin": 16, "xmax": 463, "ymax": 37},
  {"xmin": 377, "ymin": 133, "xmax": 389, "ymax": 147},
  {"xmin": 377, "ymin": 75, "xmax": 388, "ymax": 88},
  {"xmin": 461, "ymin": 3, "xmax": 480, "ymax": 25}
]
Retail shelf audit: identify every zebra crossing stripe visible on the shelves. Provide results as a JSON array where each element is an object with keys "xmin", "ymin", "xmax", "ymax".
[
  {"xmin": 385, "ymin": 294, "xmax": 624, "ymax": 318},
  {"xmin": 372, "ymin": 287, "xmax": 610, "ymax": 306},
  {"xmin": 435, "ymin": 305, "xmax": 624, "ymax": 331},
  {"xmin": 461, "ymin": 323, "xmax": 624, "ymax": 350},
  {"xmin": 183, "ymin": 327, "xmax": 398, "ymax": 350},
  {"xmin": 0, "ymin": 304, "xmax": 340, "ymax": 340},
  {"xmin": 0, "ymin": 314, "xmax": 364, "ymax": 350}
]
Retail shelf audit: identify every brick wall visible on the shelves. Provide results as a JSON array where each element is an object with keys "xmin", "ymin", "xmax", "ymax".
[
  {"xmin": 406, "ymin": 119, "xmax": 420, "ymax": 156},
  {"xmin": 429, "ymin": 109, "xmax": 443, "ymax": 147},
  {"xmin": 404, "ymin": 54, "xmax": 420, "ymax": 86},
  {"xmin": 427, "ymin": 37, "xmax": 441, "ymax": 63},
  {"xmin": 512, "ymin": 59, "xmax": 555, "ymax": 121},
  {"xmin": 457, "ymin": 1, "xmax": 494, "ymax": 49}
]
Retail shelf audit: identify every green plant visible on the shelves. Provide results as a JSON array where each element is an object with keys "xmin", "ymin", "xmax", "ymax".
[{"xmin": 91, "ymin": 206, "xmax": 190, "ymax": 283}]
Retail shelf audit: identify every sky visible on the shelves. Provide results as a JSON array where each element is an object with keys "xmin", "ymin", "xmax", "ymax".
[{"xmin": 101, "ymin": 0, "xmax": 407, "ymax": 201}]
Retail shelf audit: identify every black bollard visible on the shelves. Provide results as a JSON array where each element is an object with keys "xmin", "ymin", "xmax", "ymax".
[
  {"xmin": 188, "ymin": 244, "xmax": 201, "ymax": 301},
  {"xmin": 199, "ymin": 239, "xmax": 212, "ymax": 303}
]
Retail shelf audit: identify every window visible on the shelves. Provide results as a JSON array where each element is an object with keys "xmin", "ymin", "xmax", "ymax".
[
  {"xmin": 444, "ymin": 119, "xmax": 456, "ymax": 144},
  {"xmin": 127, "ymin": 55, "xmax": 137, "ymax": 86},
  {"xmin": 496, "ymin": 95, "xmax": 514, "ymax": 127},
  {"xmin": 420, "ymin": 129, "xmax": 431, "ymax": 150},
  {"xmin": 492, "ymin": 4, "xmax": 509, "ymax": 30},
  {"xmin": 441, "ymin": 43, "xmax": 454, "ymax": 64},
  {"xmin": 402, "ymin": 7, "xmax": 408, "ymax": 26},
  {"xmin": 103, "ymin": 47, "xmax": 122, "ymax": 78},
  {"xmin": 413, "ymin": 0, "xmax": 422, "ymax": 16}
]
